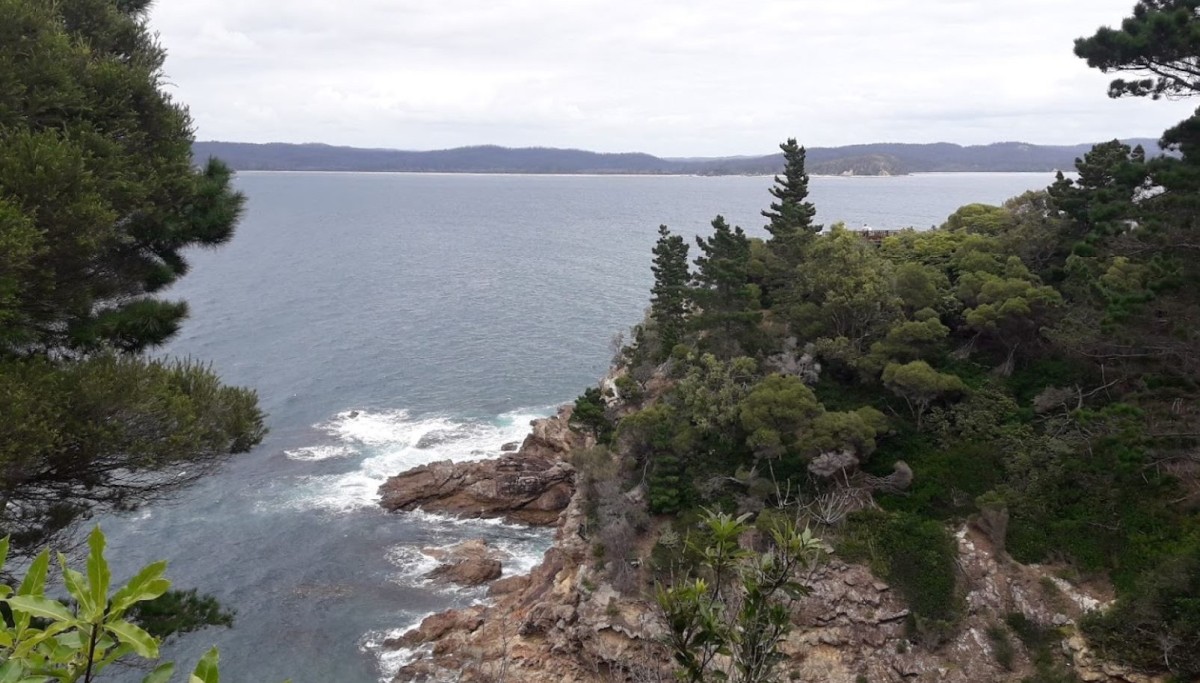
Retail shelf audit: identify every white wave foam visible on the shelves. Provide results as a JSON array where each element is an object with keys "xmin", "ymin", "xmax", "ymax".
[
  {"xmin": 359, "ymin": 617, "xmax": 433, "ymax": 683},
  {"xmin": 399, "ymin": 511, "xmax": 554, "ymax": 580},
  {"xmin": 401, "ymin": 508, "xmax": 539, "ymax": 532},
  {"xmin": 300, "ymin": 407, "xmax": 551, "ymax": 513},
  {"xmin": 325, "ymin": 409, "xmax": 451, "ymax": 447},
  {"xmin": 384, "ymin": 545, "xmax": 442, "ymax": 585},
  {"xmin": 492, "ymin": 538, "xmax": 550, "ymax": 576},
  {"xmin": 283, "ymin": 445, "xmax": 356, "ymax": 462}
]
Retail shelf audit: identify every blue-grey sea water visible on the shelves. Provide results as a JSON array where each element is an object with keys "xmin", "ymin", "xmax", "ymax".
[{"xmin": 95, "ymin": 172, "xmax": 1060, "ymax": 682}]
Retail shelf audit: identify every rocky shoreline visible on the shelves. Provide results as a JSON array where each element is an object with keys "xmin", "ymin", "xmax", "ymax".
[
  {"xmin": 378, "ymin": 405, "xmax": 586, "ymax": 526},
  {"xmin": 378, "ymin": 407, "xmax": 1163, "ymax": 683}
]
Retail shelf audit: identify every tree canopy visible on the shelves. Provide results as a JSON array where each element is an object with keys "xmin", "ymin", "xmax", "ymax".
[
  {"xmin": 609, "ymin": 116, "xmax": 1200, "ymax": 677},
  {"xmin": 0, "ymin": 0, "xmax": 245, "ymax": 354},
  {"xmin": 1074, "ymin": 0, "xmax": 1200, "ymax": 99},
  {"xmin": 0, "ymin": 0, "xmax": 263, "ymax": 551}
]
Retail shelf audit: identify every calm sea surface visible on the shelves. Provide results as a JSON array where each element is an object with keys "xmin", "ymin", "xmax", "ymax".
[{"xmin": 96, "ymin": 172, "xmax": 1059, "ymax": 682}]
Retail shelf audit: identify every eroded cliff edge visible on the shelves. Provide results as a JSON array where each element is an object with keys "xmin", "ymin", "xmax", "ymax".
[{"xmin": 378, "ymin": 407, "xmax": 1164, "ymax": 683}]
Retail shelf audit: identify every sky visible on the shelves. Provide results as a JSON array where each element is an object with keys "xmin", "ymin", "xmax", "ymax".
[{"xmin": 149, "ymin": 0, "xmax": 1199, "ymax": 157}]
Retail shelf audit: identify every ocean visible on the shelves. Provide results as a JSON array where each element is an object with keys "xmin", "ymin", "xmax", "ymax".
[{"xmin": 95, "ymin": 171, "xmax": 1061, "ymax": 682}]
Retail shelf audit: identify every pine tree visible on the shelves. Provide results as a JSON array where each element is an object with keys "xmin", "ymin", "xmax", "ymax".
[
  {"xmin": 762, "ymin": 138, "xmax": 819, "ymax": 259},
  {"xmin": 0, "ymin": 0, "xmax": 246, "ymax": 355},
  {"xmin": 1074, "ymin": 0, "xmax": 1200, "ymax": 99},
  {"xmin": 650, "ymin": 225, "xmax": 691, "ymax": 359},
  {"xmin": 693, "ymin": 216, "xmax": 759, "ymax": 356},
  {"xmin": 0, "ymin": 0, "xmax": 263, "ymax": 551}
]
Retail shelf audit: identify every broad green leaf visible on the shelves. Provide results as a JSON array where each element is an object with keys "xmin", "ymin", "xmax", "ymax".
[
  {"xmin": 86, "ymin": 527, "xmax": 110, "ymax": 617},
  {"xmin": 10, "ymin": 619, "xmax": 73, "ymax": 659},
  {"xmin": 105, "ymin": 619, "xmax": 159, "ymax": 659},
  {"xmin": 142, "ymin": 663, "xmax": 176, "ymax": 683},
  {"xmin": 189, "ymin": 647, "xmax": 220, "ymax": 683},
  {"xmin": 47, "ymin": 635, "xmax": 79, "ymax": 665},
  {"xmin": 0, "ymin": 659, "xmax": 21, "ymax": 683},
  {"xmin": 94, "ymin": 642, "xmax": 135, "ymax": 675},
  {"xmin": 58, "ymin": 555, "xmax": 95, "ymax": 620},
  {"xmin": 54, "ymin": 630, "xmax": 82, "ymax": 650},
  {"xmin": 110, "ymin": 561, "xmax": 169, "ymax": 613},
  {"xmin": 17, "ymin": 550, "xmax": 50, "ymax": 597},
  {"xmin": 0, "ymin": 536, "xmax": 9, "ymax": 575},
  {"xmin": 6, "ymin": 595, "xmax": 74, "ymax": 622}
]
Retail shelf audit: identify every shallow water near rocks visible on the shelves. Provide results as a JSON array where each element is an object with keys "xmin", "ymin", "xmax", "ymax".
[{"xmin": 92, "ymin": 171, "xmax": 1060, "ymax": 682}]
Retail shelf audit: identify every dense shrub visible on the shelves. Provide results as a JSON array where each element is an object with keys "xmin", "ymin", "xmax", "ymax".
[
  {"xmin": 1081, "ymin": 539, "xmax": 1200, "ymax": 681},
  {"xmin": 838, "ymin": 510, "xmax": 961, "ymax": 644}
]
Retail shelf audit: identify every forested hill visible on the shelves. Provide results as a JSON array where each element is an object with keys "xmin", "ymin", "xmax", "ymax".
[{"xmin": 193, "ymin": 139, "xmax": 1161, "ymax": 175}]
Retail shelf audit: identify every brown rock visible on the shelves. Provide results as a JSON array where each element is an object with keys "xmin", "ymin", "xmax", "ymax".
[
  {"xmin": 388, "ymin": 608, "xmax": 484, "ymax": 648},
  {"xmin": 487, "ymin": 574, "xmax": 531, "ymax": 597},
  {"xmin": 424, "ymin": 539, "xmax": 506, "ymax": 587},
  {"xmin": 429, "ymin": 557, "xmax": 502, "ymax": 586},
  {"xmin": 378, "ymin": 407, "xmax": 583, "ymax": 526},
  {"xmin": 517, "ymin": 405, "xmax": 590, "ymax": 459}
]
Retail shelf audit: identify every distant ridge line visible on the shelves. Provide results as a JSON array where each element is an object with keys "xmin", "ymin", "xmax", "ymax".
[{"xmin": 193, "ymin": 139, "xmax": 1162, "ymax": 176}]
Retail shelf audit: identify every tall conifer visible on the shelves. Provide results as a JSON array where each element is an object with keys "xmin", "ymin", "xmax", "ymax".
[
  {"xmin": 650, "ymin": 225, "xmax": 691, "ymax": 358},
  {"xmin": 762, "ymin": 138, "xmax": 820, "ymax": 257},
  {"xmin": 692, "ymin": 216, "xmax": 758, "ymax": 355}
]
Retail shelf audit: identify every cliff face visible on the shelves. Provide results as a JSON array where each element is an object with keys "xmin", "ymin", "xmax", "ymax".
[{"xmin": 381, "ymin": 409, "xmax": 1164, "ymax": 683}]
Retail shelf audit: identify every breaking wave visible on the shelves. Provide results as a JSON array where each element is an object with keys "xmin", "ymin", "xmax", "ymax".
[{"xmin": 276, "ymin": 407, "xmax": 549, "ymax": 512}]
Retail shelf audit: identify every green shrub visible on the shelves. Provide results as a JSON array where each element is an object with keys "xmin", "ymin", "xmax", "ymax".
[
  {"xmin": 614, "ymin": 374, "xmax": 644, "ymax": 403},
  {"xmin": 986, "ymin": 623, "xmax": 1016, "ymax": 671},
  {"xmin": 1080, "ymin": 539, "xmax": 1200, "ymax": 681},
  {"xmin": 570, "ymin": 387, "xmax": 613, "ymax": 442},
  {"xmin": 839, "ymin": 510, "xmax": 961, "ymax": 644},
  {"xmin": 0, "ymin": 528, "xmax": 277, "ymax": 682},
  {"xmin": 880, "ymin": 441, "xmax": 1005, "ymax": 519},
  {"xmin": 1004, "ymin": 613, "xmax": 1078, "ymax": 683}
]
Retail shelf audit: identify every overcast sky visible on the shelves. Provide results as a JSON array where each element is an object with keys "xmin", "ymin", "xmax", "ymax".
[{"xmin": 149, "ymin": 0, "xmax": 1199, "ymax": 157}]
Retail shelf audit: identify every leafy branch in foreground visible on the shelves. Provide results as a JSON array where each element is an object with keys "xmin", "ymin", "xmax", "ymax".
[
  {"xmin": 0, "ymin": 527, "xmax": 283, "ymax": 683},
  {"xmin": 657, "ymin": 510, "xmax": 824, "ymax": 683}
]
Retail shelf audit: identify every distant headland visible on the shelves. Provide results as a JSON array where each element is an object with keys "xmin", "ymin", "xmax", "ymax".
[{"xmin": 194, "ymin": 139, "xmax": 1161, "ymax": 176}]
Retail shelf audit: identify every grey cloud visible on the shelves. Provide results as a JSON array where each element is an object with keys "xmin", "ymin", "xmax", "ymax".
[{"xmin": 151, "ymin": 0, "xmax": 1198, "ymax": 156}]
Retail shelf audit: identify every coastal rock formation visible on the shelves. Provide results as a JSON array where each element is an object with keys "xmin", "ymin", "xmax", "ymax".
[
  {"xmin": 392, "ymin": 490, "xmax": 637, "ymax": 683},
  {"xmin": 382, "ymin": 404, "xmax": 1157, "ymax": 683},
  {"xmin": 391, "ymin": 509, "xmax": 1149, "ymax": 683},
  {"xmin": 423, "ymin": 539, "xmax": 505, "ymax": 587},
  {"xmin": 378, "ymin": 407, "xmax": 585, "ymax": 526}
]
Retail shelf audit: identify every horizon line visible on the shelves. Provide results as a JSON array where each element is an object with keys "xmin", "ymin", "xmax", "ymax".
[{"xmin": 193, "ymin": 136, "xmax": 1162, "ymax": 160}]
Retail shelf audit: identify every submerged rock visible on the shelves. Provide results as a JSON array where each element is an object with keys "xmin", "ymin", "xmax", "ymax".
[{"xmin": 414, "ymin": 428, "xmax": 471, "ymax": 449}]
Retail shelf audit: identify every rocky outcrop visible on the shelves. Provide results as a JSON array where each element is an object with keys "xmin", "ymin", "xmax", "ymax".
[
  {"xmin": 392, "ymin": 489, "xmax": 646, "ymax": 683},
  {"xmin": 378, "ymin": 407, "xmax": 586, "ymax": 526},
  {"xmin": 382, "ymin": 406, "xmax": 1157, "ymax": 683},
  {"xmin": 389, "ymin": 509, "xmax": 1158, "ymax": 683},
  {"xmin": 423, "ymin": 539, "xmax": 505, "ymax": 587}
]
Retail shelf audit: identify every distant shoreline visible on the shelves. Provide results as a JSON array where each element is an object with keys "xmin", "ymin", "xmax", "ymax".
[
  {"xmin": 231, "ymin": 169, "xmax": 1063, "ymax": 178},
  {"xmin": 197, "ymin": 139, "xmax": 1149, "ymax": 176}
]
